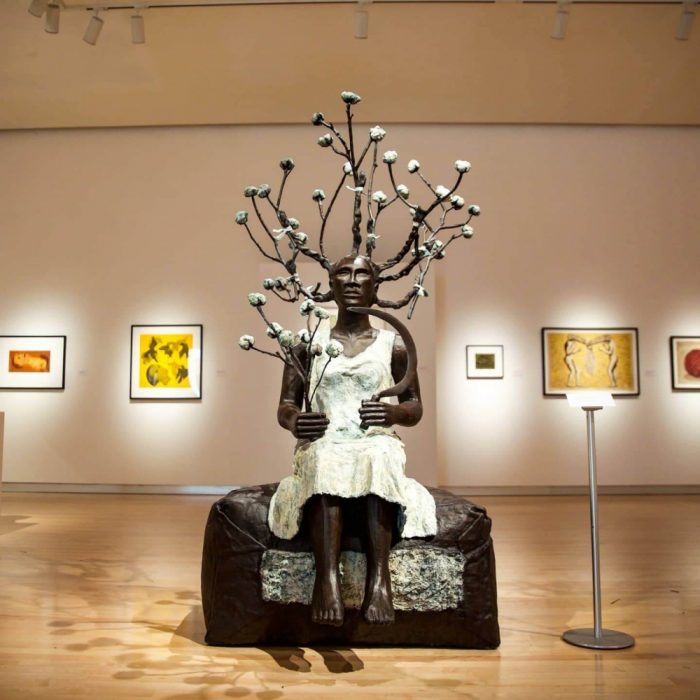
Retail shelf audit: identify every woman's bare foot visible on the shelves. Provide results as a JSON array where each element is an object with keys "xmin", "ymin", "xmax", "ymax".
[
  {"xmin": 312, "ymin": 570, "xmax": 344, "ymax": 626},
  {"xmin": 307, "ymin": 494, "xmax": 344, "ymax": 626},
  {"xmin": 362, "ymin": 569, "xmax": 395, "ymax": 625}
]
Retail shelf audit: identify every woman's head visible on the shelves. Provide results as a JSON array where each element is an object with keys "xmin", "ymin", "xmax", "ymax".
[{"xmin": 329, "ymin": 255, "xmax": 379, "ymax": 308}]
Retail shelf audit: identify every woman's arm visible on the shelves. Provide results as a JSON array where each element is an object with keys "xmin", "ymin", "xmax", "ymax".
[
  {"xmin": 277, "ymin": 344, "xmax": 329, "ymax": 440},
  {"xmin": 359, "ymin": 334, "xmax": 423, "ymax": 428}
]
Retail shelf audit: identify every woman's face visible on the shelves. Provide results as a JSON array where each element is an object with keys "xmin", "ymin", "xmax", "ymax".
[{"xmin": 331, "ymin": 256, "xmax": 376, "ymax": 308}]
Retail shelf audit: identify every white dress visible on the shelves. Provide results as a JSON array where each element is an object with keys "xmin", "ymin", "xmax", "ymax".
[{"xmin": 268, "ymin": 328, "xmax": 437, "ymax": 540}]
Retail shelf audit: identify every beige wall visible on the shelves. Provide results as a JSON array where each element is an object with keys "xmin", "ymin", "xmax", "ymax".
[
  {"xmin": 2, "ymin": 3, "xmax": 699, "ymax": 129},
  {"xmin": 435, "ymin": 124, "xmax": 700, "ymax": 487},
  {"xmin": 0, "ymin": 123, "xmax": 436, "ymax": 487},
  {"xmin": 0, "ymin": 122, "xmax": 698, "ymax": 487}
]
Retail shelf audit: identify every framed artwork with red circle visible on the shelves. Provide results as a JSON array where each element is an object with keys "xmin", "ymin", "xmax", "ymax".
[{"xmin": 670, "ymin": 336, "xmax": 700, "ymax": 391}]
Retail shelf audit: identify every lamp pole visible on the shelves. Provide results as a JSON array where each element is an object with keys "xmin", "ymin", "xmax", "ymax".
[{"xmin": 562, "ymin": 402, "xmax": 635, "ymax": 650}]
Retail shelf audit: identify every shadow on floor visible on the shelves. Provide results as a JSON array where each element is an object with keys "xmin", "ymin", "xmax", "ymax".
[
  {"xmin": 172, "ymin": 608, "xmax": 365, "ymax": 673},
  {"xmin": 0, "ymin": 514, "xmax": 36, "ymax": 536},
  {"xmin": 172, "ymin": 605, "xmax": 207, "ymax": 646},
  {"xmin": 260, "ymin": 646, "xmax": 364, "ymax": 673}
]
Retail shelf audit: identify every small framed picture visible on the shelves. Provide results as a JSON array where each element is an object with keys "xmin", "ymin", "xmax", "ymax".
[
  {"xmin": 670, "ymin": 336, "xmax": 700, "ymax": 391},
  {"xmin": 130, "ymin": 325, "xmax": 203, "ymax": 400},
  {"xmin": 0, "ymin": 335, "xmax": 66, "ymax": 390},
  {"xmin": 466, "ymin": 345, "xmax": 504, "ymax": 379},
  {"xmin": 542, "ymin": 327, "xmax": 639, "ymax": 397}
]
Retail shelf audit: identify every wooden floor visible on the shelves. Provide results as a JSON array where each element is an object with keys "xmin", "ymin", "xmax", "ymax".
[{"xmin": 0, "ymin": 493, "xmax": 698, "ymax": 699}]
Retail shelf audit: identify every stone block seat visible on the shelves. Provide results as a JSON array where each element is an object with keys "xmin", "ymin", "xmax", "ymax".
[{"xmin": 201, "ymin": 483, "xmax": 499, "ymax": 648}]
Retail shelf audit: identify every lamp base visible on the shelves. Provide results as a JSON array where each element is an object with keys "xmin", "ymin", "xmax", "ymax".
[{"xmin": 562, "ymin": 628, "xmax": 635, "ymax": 650}]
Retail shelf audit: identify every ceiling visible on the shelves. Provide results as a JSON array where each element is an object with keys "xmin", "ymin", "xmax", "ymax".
[
  {"xmin": 57, "ymin": 1, "xmax": 691, "ymax": 6},
  {"xmin": 2, "ymin": 1, "xmax": 699, "ymax": 129}
]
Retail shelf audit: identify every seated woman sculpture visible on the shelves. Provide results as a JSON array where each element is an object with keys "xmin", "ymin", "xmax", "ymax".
[
  {"xmin": 235, "ymin": 91, "xmax": 479, "ymax": 629},
  {"xmin": 267, "ymin": 254, "xmax": 437, "ymax": 626}
]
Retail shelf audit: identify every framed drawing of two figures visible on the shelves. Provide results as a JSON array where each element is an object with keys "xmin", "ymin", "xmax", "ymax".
[{"xmin": 542, "ymin": 328, "xmax": 639, "ymax": 397}]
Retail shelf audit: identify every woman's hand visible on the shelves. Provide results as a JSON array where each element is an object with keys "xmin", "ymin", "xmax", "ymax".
[
  {"xmin": 359, "ymin": 400, "xmax": 398, "ymax": 428},
  {"xmin": 292, "ymin": 412, "xmax": 329, "ymax": 441}
]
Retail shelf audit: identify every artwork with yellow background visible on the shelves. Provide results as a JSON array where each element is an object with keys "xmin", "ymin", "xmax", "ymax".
[
  {"xmin": 9, "ymin": 350, "xmax": 51, "ymax": 373},
  {"xmin": 542, "ymin": 328, "xmax": 639, "ymax": 396},
  {"xmin": 139, "ymin": 334, "xmax": 193, "ymax": 389}
]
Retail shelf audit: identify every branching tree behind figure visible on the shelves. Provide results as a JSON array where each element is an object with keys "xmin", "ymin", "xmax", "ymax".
[{"xmin": 237, "ymin": 90, "xmax": 480, "ymax": 391}]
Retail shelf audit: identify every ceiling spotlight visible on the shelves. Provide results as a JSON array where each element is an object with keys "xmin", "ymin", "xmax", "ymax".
[
  {"xmin": 354, "ymin": 10, "xmax": 368, "ymax": 39},
  {"xmin": 45, "ymin": 2, "xmax": 60, "ymax": 34},
  {"xmin": 676, "ymin": 2, "xmax": 696, "ymax": 41},
  {"xmin": 131, "ymin": 12, "xmax": 146, "ymax": 44},
  {"xmin": 551, "ymin": 0, "xmax": 572, "ymax": 40},
  {"xmin": 28, "ymin": 0, "xmax": 49, "ymax": 18},
  {"xmin": 83, "ymin": 10, "xmax": 104, "ymax": 46}
]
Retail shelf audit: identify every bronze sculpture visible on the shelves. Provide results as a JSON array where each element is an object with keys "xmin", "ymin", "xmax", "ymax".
[
  {"xmin": 213, "ymin": 91, "xmax": 496, "ymax": 641},
  {"xmin": 274, "ymin": 255, "xmax": 426, "ymax": 626}
]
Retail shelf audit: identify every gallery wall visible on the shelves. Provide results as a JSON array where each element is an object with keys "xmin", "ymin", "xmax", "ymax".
[
  {"xmin": 0, "ymin": 122, "xmax": 698, "ymax": 489},
  {"xmin": 436, "ymin": 125, "xmax": 700, "ymax": 487},
  {"xmin": 0, "ymin": 122, "xmax": 437, "ymax": 489}
]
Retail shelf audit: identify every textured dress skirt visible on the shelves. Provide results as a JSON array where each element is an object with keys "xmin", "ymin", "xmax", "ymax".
[{"xmin": 268, "ymin": 328, "xmax": 437, "ymax": 539}]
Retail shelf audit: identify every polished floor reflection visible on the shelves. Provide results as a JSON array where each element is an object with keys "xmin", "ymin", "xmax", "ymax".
[{"xmin": 1, "ymin": 493, "xmax": 698, "ymax": 699}]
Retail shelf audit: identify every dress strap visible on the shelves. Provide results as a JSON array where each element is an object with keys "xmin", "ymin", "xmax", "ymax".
[{"xmin": 379, "ymin": 328, "xmax": 396, "ymax": 353}]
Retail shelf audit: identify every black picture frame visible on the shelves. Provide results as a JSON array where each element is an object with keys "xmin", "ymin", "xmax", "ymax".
[
  {"xmin": 541, "ymin": 327, "xmax": 640, "ymax": 397},
  {"xmin": 0, "ymin": 335, "xmax": 66, "ymax": 390},
  {"xmin": 670, "ymin": 336, "xmax": 700, "ymax": 391}
]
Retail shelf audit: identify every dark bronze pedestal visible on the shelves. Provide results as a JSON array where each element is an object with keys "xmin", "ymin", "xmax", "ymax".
[{"xmin": 201, "ymin": 484, "xmax": 499, "ymax": 648}]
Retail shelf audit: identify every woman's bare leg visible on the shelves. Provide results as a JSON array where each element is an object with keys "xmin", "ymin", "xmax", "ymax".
[
  {"xmin": 308, "ymin": 494, "xmax": 344, "ymax": 626},
  {"xmin": 362, "ymin": 495, "xmax": 395, "ymax": 624}
]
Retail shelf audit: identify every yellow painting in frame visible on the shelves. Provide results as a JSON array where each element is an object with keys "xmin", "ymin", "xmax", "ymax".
[
  {"xmin": 542, "ymin": 328, "xmax": 639, "ymax": 396},
  {"xmin": 130, "ymin": 324, "xmax": 203, "ymax": 400}
]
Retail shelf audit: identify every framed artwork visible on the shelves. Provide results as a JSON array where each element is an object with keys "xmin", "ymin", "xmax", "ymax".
[
  {"xmin": 130, "ymin": 325, "xmax": 203, "ymax": 400},
  {"xmin": 542, "ymin": 327, "xmax": 639, "ymax": 397},
  {"xmin": 466, "ymin": 345, "xmax": 504, "ymax": 379},
  {"xmin": 670, "ymin": 336, "xmax": 700, "ymax": 391},
  {"xmin": 0, "ymin": 335, "xmax": 66, "ymax": 390}
]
